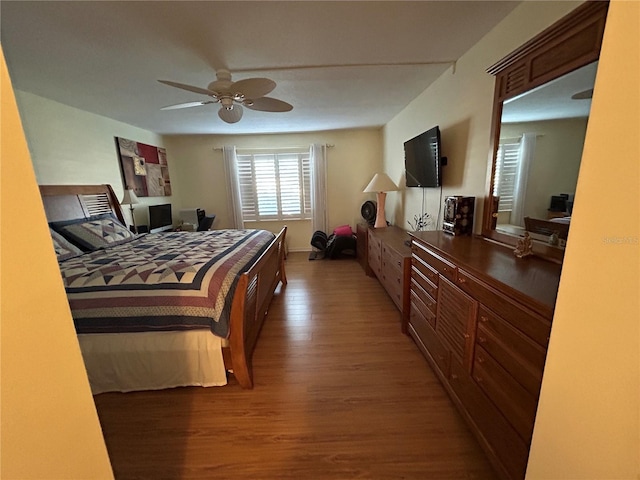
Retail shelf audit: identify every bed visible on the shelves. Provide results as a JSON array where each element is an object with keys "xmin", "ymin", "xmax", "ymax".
[
  {"xmin": 524, "ymin": 216, "xmax": 570, "ymax": 240},
  {"xmin": 40, "ymin": 184, "xmax": 287, "ymax": 392}
]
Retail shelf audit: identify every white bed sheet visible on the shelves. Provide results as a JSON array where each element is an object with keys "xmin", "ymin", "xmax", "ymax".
[{"xmin": 77, "ymin": 330, "xmax": 228, "ymax": 394}]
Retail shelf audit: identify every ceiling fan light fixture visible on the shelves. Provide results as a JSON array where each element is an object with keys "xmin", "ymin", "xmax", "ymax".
[{"xmin": 218, "ymin": 104, "xmax": 243, "ymax": 124}]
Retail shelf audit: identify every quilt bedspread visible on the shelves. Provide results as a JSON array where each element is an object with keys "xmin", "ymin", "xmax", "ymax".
[{"xmin": 59, "ymin": 229, "xmax": 275, "ymax": 338}]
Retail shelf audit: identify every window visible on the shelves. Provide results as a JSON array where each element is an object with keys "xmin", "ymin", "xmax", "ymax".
[
  {"xmin": 236, "ymin": 150, "xmax": 312, "ymax": 222},
  {"xmin": 493, "ymin": 140, "xmax": 520, "ymax": 212}
]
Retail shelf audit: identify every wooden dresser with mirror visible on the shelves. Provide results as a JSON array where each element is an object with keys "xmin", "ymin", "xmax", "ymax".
[{"xmin": 407, "ymin": 2, "xmax": 609, "ymax": 480}]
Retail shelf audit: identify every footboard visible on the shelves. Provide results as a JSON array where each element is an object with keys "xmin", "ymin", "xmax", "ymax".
[{"xmin": 228, "ymin": 227, "xmax": 287, "ymax": 388}]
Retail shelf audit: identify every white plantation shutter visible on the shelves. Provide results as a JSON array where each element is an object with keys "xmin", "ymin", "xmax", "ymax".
[
  {"xmin": 493, "ymin": 141, "xmax": 520, "ymax": 212},
  {"xmin": 236, "ymin": 150, "xmax": 311, "ymax": 221}
]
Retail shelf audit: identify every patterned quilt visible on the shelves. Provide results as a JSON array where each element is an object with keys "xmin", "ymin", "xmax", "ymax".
[{"xmin": 59, "ymin": 229, "xmax": 276, "ymax": 338}]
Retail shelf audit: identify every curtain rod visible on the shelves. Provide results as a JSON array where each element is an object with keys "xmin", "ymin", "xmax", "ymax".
[{"xmin": 213, "ymin": 144, "xmax": 334, "ymax": 151}]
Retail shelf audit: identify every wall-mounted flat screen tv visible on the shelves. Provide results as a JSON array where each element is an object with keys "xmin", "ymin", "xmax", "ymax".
[
  {"xmin": 404, "ymin": 126, "xmax": 443, "ymax": 188},
  {"xmin": 149, "ymin": 203, "xmax": 173, "ymax": 233}
]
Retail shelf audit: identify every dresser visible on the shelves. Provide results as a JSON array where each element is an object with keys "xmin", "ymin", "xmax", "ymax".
[
  {"xmin": 361, "ymin": 225, "xmax": 411, "ymax": 329},
  {"xmin": 408, "ymin": 231, "xmax": 561, "ymax": 480}
]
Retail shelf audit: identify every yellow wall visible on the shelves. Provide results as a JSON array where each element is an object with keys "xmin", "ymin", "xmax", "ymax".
[
  {"xmin": 1, "ymin": 47, "xmax": 114, "ymax": 479},
  {"xmin": 164, "ymin": 129, "xmax": 382, "ymax": 251},
  {"xmin": 383, "ymin": 1, "xmax": 580, "ymax": 232},
  {"xmin": 526, "ymin": 1, "xmax": 639, "ymax": 477},
  {"xmin": 15, "ymin": 90, "xmax": 176, "ymax": 229}
]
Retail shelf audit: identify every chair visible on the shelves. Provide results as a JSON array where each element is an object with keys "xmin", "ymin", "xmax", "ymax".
[{"xmin": 197, "ymin": 215, "xmax": 216, "ymax": 231}]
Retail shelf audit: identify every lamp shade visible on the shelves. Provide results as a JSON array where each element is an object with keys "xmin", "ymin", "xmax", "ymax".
[
  {"xmin": 120, "ymin": 188, "xmax": 139, "ymax": 205},
  {"xmin": 363, "ymin": 173, "xmax": 398, "ymax": 193}
]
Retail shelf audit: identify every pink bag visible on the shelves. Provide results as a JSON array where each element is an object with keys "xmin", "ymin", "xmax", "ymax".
[{"xmin": 333, "ymin": 225, "xmax": 353, "ymax": 237}]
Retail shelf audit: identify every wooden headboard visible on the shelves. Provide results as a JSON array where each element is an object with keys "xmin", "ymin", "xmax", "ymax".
[{"xmin": 39, "ymin": 184, "xmax": 125, "ymax": 225}]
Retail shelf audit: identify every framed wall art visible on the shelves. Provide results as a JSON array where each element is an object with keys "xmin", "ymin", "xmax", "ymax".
[{"xmin": 116, "ymin": 137, "xmax": 171, "ymax": 197}]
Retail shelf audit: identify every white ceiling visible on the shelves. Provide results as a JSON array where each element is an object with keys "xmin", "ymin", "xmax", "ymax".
[{"xmin": 1, "ymin": 1, "xmax": 521, "ymax": 135}]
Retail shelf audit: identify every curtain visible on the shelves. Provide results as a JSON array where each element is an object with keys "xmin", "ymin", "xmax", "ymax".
[
  {"xmin": 511, "ymin": 133, "xmax": 536, "ymax": 227},
  {"xmin": 309, "ymin": 143, "xmax": 328, "ymax": 234},
  {"xmin": 223, "ymin": 145, "xmax": 244, "ymax": 229}
]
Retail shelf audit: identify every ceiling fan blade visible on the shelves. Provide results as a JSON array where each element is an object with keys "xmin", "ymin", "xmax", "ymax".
[
  {"xmin": 231, "ymin": 78, "xmax": 276, "ymax": 99},
  {"xmin": 161, "ymin": 100, "xmax": 215, "ymax": 110},
  {"xmin": 218, "ymin": 105, "xmax": 243, "ymax": 124},
  {"xmin": 158, "ymin": 80, "xmax": 214, "ymax": 96},
  {"xmin": 244, "ymin": 97, "xmax": 293, "ymax": 112},
  {"xmin": 571, "ymin": 88, "xmax": 593, "ymax": 100}
]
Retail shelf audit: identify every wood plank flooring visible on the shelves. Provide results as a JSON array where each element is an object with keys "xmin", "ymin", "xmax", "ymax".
[{"xmin": 94, "ymin": 252, "xmax": 497, "ymax": 479}]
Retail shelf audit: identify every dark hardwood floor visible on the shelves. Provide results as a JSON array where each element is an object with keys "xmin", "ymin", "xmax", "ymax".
[{"xmin": 94, "ymin": 252, "xmax": 496, "ymax": 479}]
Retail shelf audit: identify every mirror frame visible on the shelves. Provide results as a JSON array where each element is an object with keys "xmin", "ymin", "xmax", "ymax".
[{"xmin": 482, "ymin": 1, "xmax": 609, "ymax": 263}]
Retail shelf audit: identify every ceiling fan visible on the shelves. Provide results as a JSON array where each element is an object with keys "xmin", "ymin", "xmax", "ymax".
[{"xmin": 158, "ymin": 69, "xmax": 293, "ymax": 124}]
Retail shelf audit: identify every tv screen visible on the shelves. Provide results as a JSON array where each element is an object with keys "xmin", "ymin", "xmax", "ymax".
[
  {"xmin": 404, "ymin": 126, "xmax": 443, "ymax": 187},
  {"xmin": 149, "ymin": 204, "xmax": 173, "ymax": 233}
]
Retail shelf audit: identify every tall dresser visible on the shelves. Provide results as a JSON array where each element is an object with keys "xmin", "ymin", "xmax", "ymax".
[{"xmin": 407, "ymin": 231, "xmax": 561, "ymax": 480}]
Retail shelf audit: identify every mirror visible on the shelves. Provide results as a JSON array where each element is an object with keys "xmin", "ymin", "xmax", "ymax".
[
  {"xmin": 482, "ymin": 1, "xmax": 608, "ymax": 262},
  {"xmin": 493, "ymin": 62, "xmax": 598, "ymax": 247}
]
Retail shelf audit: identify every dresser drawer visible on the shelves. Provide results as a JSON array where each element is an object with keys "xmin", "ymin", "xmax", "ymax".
[
  {"xmin": 456, "ymin": 268, "xmax": 551, "ymax": 347},
  {"xmin": 412, "ymin": 241, "xmax": 457, "ymax": 281},
  {"xmin": 368, "ymin": 231, "xmax": 382, "ymax": 275},
  {"xmin": 411, "ymin": 265, "xmax": 438, "ymax": 300},
  {"xmin": 411, "ymin": 254, "xmax": 439, "ymax": 285},
  {"xmin": 410, "ymin": 287, "xmax": 436, "ymax": 328},
  {"xmin": 477, "ymin": 306, "xmax": 546, "ymax": 397},
  {"xmin": 409, "ymin": 304, "xmax": 449, "ymax": 376},
  {"xmin": 382, "ymin": 267, "xmax": 404, "ymax": 310},
  {"xmin": 473, "ymin": 346, "xmax": 538, "ymax": 443},
  {"xmin": 449, "ymin": 360, "xmax": 529, "ymax": 480},
  {"xmin": 382, "ymin": 243, "xmax": 404, "ymax": 271}
]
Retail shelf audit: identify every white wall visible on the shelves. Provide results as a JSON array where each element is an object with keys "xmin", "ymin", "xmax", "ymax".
[
  {"xmin": 383, "ymin": 1, "xmax": 581, "ymax": 232},
  {"xmin": 15, "ymin": 91, "xmax": 178, "ymax": 229},
  {"xmin": 1, "ymin": 46, "xmax": 114, "ymax": 480},
  {"xmin": 164, "ymin": 128, "xmax": 382, "ymax": 251},
  {"xmin": 526, "ymin": 1, "xmax": 639, "ymax": 477}
]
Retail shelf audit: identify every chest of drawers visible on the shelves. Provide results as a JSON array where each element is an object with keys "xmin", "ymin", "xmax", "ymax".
[
  {"xmin": 364, "ymin": 225, "xmax": 411, "ymax": 328},
  {"xmin": 408, "ymin": 231, "xmax": 561, "ymax": 480}
]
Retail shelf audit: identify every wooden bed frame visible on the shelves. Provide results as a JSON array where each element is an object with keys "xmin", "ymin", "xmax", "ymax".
[{"xmin": 40, "ymin": 184, "xmax": 287, "ymax": 389}]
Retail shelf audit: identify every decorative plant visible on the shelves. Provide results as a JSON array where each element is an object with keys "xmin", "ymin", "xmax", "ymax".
[{"xmin": 408, "ymin": 212, "xmax": 432, "ymax": 231}]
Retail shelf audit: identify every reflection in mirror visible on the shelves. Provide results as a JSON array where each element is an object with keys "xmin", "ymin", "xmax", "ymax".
[{"xmin": 492, "ymin": 61, "xmax": 598, "ymax": 248}]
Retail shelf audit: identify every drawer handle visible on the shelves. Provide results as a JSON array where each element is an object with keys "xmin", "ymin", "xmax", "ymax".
[
  {"xmin": 463, "ymin": 333, "xmax": 470, "ymax": 339},
  {"xmin": 478, "ymin": 336, "xmax": 487, "ymax": 344},
  {"xmin": 480, "ymin": 315, "xmax": 489, "ymax": 323},
  {"xmin": 443, "ymin": 267, "xmax": 449, "ymax": 272},
  {"xmin": 397, "ymin": 261, "xmax": 401, "ymax": 267},
  {"xmin": 474, "ymin": 375, "xmax": 483, "ymax": 383},
  {"xmin": 458, "ymin": 276, "xmax": 466, "ymax": 284},
  {"xmin": 476, "ymin": 356, "xmax": 485, "ymax": 364},
  {"xmin": 451, "ymin": 374, "xmax": 458, "ymax": 380}
]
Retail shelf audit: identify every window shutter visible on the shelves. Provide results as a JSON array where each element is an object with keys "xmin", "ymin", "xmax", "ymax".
[
  {"xmin": 494, "ymin": 142, "xmax": 520, "ymax": 212},
  {"xmin": 236, "ymin": 150, "xmax": 312, "ymax": 222}
]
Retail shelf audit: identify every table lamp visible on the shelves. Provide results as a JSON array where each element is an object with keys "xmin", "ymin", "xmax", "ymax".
[
  {"xmin": 120, "ymin": 188, "xmax": 139, "ymax": 233},
  {"xmin": 363, "ymin": 173, "xmax": 398, "ymax": 228}
]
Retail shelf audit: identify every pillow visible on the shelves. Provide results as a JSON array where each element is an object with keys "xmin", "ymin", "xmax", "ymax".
[
  {"xmin": 53, "ymin": 214, "xmax": 136, "ymax": 251},
  {"xmin": 49, "ymin": 228, "xmax": 83, "ymax": 260}
]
